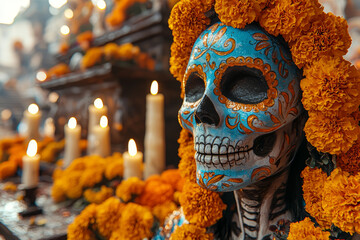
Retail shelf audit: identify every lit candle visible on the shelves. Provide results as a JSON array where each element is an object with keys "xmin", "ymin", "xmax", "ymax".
[
  {"xmin": 144, "ymin": 80, "xmax": 165, "ymax": 179},
  {"xmin": 88, "ymin": 116, "xmax": 111, "ymax": 157},
  {"xmin": 22, "ymin": 140, "xmax": 40, "ymax": 188},
  {"xmin": 24, "ymin": 104, "xmax": 42, "ymax": 141},
  {"xmin": 43, "ymin": 118, "xmax": 55, "ymax": 138},
  {"xmin": 64, "ymin": 117, "xmax": 81, "ymax": 167},
  {"xmin": 87, "ymin": 98, "xmax": 108, "ymax": 154},
  {"xmin": 124, "ymin": 139, "xmax": 143, "ymax": 179}
]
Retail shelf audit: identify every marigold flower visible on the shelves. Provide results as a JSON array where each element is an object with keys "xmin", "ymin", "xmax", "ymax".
[
  {"xmin": 136, "ymin": 177, "xmax": 174, "ymax": 208},
  {"xmin": 76, "ymin": 31, "xmax": 93, "ymax": 44},
  {"xmin": 178, "ymin": 129, "xmax": 197, "ymax": 183},
  {"xmin": 290, "ymin": 12, "xmax": 351, "ymax": 68},
  {"xmin": 215, "ymin": 0, "xmax": 267, "ymax": 29},
  {"xmin": 161, "ymin": 169, "xmax": 183, "ymax": 191},
  {"xmin": 259, "ymin": 0, "xmax": 323, "ymax": 41},
  {"xmin": 322, "ymin": 168, "xmax": 360, "ymax": 234},
  {"xmin": 169, "ymin": 223, "xmax": 214, "ymax": 240},
  {"xmin": 180, "ymin": 181, "xmax": 226, "ymax": 228},
  {"xmin": 67, "ymin": 204, "xmax": 97, "ymax": 240},
  {"xmin": 113, "ymin": 203, "xmax": 154, "ymax": 240},
  {"xmin": 337, "ymin": 140, "xmax": 360, "ymax": 175},
  {"xmin": 304, "ymin": 113, "xmax": 360, "ymax": 155},
  {"xmin": 105, "ymin": 154, "xmax": 124, "ymax": 180},
  {"xmin": 104, "ymin": 43, "xmax": 120, "ymax": 60},
  {"xmin": 152, "ymin": 201, "xmax": 178, "ymax": 225},
  {"xmin": 0, "ymin": 161, "xmax": 17, "ymax": 180},
  {"xmin": 96, "ymin": 197, "xmax": 125, "ymax": 238},
  {"xmin": 81, "ymin": 47, "xmax": 104, "ymax": 69},
  {"xmin": 115, "ymin": 177, "xmax": 145, "ymax": 202},
  {"xmin": 47, "ymin": 63, "xmax": 70, "ymax": 79},
  {"xmin": 80, "ymin": 168, "xmax": 104, "ymax": 188},
  {"xmin": 84, "ymin": 186, "xmax": 114, "ymax": 204},
  {"xmin": 301, "ymin": 167, "xmax": 331, "ymax": 228},
  {"xmin": 51, "ymin": 180, "xmax": 67, "ymax": 203},
  {"xmin": 288, "ymin": 217, "xmax": 330, "ymax": 240},
  {"xmin": 301, "ymin": 56, "xmax": 360, "ymax": 117}
]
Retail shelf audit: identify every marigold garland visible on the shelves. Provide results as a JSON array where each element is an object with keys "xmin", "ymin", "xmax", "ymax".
[
  {"xmin": 287, "ymin": 217, "xmax": 330, "ymax": 240},
  {"xmin": 177, "ymin": 129, "xmax": 197, "ymax": 183}
]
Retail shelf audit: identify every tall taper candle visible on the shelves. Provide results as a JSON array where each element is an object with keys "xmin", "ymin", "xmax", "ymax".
[
  {"xmin": 88, "ymin": 98, "xmax": 107, "ymax": 154},
  {"xmin": 144, "ymin": 80, "xmax": 165, "ymax": 179},
  {"xmin": 24, "ymin": 104, "xmax": 42, "ymax": 141},
  {"xmin": 22, "ymin": 140, "xmax": 40, "ymax": 188},
  {"xmin": 124, "ymin": 139, "xmax": 143, "ymax": 179},
  {"xmin": 64, "ymin": 117, "xmax": 81, "ymax": 167},
  {"xmin": 88, "ymin": 116, "xmax": 111, "ymax": 157}
]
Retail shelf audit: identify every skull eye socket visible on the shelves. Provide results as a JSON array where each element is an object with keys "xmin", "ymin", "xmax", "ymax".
[
  {"xmin": 220, "ymin": 66, "xmax": 269, "ymax": 104},
  {"xmin": 185, "ymin": 72, "xmax": 205, "ymax": 103}
]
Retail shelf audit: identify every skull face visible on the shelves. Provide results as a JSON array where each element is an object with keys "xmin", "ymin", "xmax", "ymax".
[{"xmin": 178, "ymin": 22, "xmax": 304, "ymax": 192}]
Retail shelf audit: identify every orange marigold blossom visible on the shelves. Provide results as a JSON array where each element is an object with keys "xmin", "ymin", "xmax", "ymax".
[
  {"xmin": 115, "ymin": 177, "xmax": 145, "ymax": 202},
  {"xmin": 79, "ymin": 168, "xmax": 104, "ymax": 188},
  {"xmin": 136, "ymin": 177, "xmax": 174, "ymax": 208},
  {"xmin": 180, "ymin": 180, "xmax": 226, "ymax": 228},
  {"xmin": 322, "ymin": 168, "xmax": 360, "ymax": 234},
  {"xmin": 81, "ymin": 47, "xmax": 104, "ymax": 69},
  {"xmin": 215, "ymin": 0, "xmax": 267, "ymax": 29},
  {"xmin": 51, "ymin": 180, "xmax": 67, "ymax": 203},
  {"xmin": 169, "ymin": 223, "xmax": 214, "ymax": 240},
  {"xmin": 178, "ymin": 129, "xmax": 197, "ymax": 183},
  {"xmin": 301, "ymin": 56, "xmax": 360, "ymax": 117},
  {"xmin": 67, "ymin": 204, "xmax": 97, "ymax": 240},
  {"xmin": 304, "ymin": 113, "xmax": 360, "ymax": 155},
  {"xmin": 115, "ymin": 203, "xmax": 154, "ymax": 240},
  {"xmin": 290, "ymin": 12, "xmax": 351, "ymax": 68},
  {"xmin": 301, "ymin": 167, "xmax": 331, "ymax": 228},
  {"xmin": 0, "ymin": 161, "xmax": 17, "ymax": 180},
  {"xmin": 84, "ymin": 186, "xmax": 114, "ymax": 204},
  {"xmin": 47, "ymin": 63, "xmax": 70, "ymax": 79},
  {"xmin": 259, "ymin": 0, "xmax": 323, "ymax": 41},
  {"xmin": 76, "ymin": 31, "xmax": 93, "ymax": 44},
  {"xmin": 104, "ymin": 43, "xmax": 120, "ymax": 60},
  {"xmin": 337, "ymin": 140, "xmax": 360, "ymax": 175},
  {"xmin": 96, "ymin": 197, "xmax": 125, "ymax": 238},
  {"xmin": 160, "ymin": 169, "xmax": 183, "ymax": 190},
  {"xmin": 104, "ymin": 153, "xmax": 124, "ymax": 180},
  {"xmin": 152, "ymin": 201, "xmax": 178, "ymax": 225},
  {"xmin": 287, "ymin": 217, "xmax": 330, "ymax": 240}
]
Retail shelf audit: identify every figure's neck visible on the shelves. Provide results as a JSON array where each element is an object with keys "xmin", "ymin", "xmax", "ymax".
[{"xmin": 232, "ymin": 170, "xmax": 291, "ymax": 240}]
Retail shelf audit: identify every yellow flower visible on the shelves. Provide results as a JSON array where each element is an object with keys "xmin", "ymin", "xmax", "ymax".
[
  {"xmin": 170, "ymin": 223, "xmax": 213, "ymax": 240},
  {"xmin": 111, "ymin": 203, "xmax": 154, "ymax": 240},
  {"xmin": 178, "ymin": 129, "xmax": 197, "ymax": 183},
  {"xmin": 288, "ymin": 217, "xmax": 330, "ymax": 240},
  {"xmin": 304, "ymin": 113, "xmax": 360, "ymax": 155},
  {"xmin": 215, "ymin": 0, "xmax": 267, "ymax": 29},
  {"xmin": 180, "ymin": 181, "xmax": 226, "ymax": 228},
  {"xmin": 115, "ymin": 177, "xmax": 145, "ymax": 202},
  {"xmin": 104, "ymin": 154, "xmax": 124, "ymax": 180},
  {"xmin": 84, "ymin": 186, "xmax": 114, "ymax": 204},
  {"xmin": 81, "ymin": 47, "xmax": 104, "ymax": 69},
  {"xmin": 290, "ymin": 12, "xmax": 351, "ymax": 68},
  {"xmin": 322, "ymin": 168, "xmax": 360, "ymax": 234},
  {"xmin": 161, "ymin": 169, "xmax": 183, "ymax": 191},
  {"xmin": 152, "ymin": 201, "xmax": 178, "ymax": 225},
  {"xmin": 137, "ymin": 177, "xmax": 174, "ymax": 208},
  {"xmin": 96, "ymin": 197, "xmax": 125, "ymax": 238},
  {"xmin": 80, "ymin": 168, "xmax": 104, "ymax": 188},
  {"xmin": 301, "ymin": 167, "xmax": 331, "ymax": 229},
  {"xmin": 51, "ymin": 180, "xmax": 67, "ymax": 203},
  {"xmin": 301, "ymin": 56, "xmax": 360, "ymax": 117},
  {"xmin": 67, "ymin": 204, "xmax": 97, "ymax": 240}
]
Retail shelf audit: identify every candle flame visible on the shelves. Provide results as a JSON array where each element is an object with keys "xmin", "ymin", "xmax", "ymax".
[
  {"xmin": 36, "ymin": 71, "xmax": 47, "ymax": 81},
  {"xmin": 28, "ymin": 104, "xmax": 39, "ymax": 114},
  {"xmin": 150, "ymin": 80, "xmax": 158, "ymax": 95},
  {"xmin": 27, "ymin": 139, "xmax": 38, "ymax": 157},
  {"xmin": 94, "ymin": 98, "xmax": 103, "ymax": 109},
  {"xmin": 100, "ymin": 116, "xmax": 108, "ymax": 128},
  {"xmin": 96, "ymin": 0, "xmax": 106, "ymax": 10},
  {"xmin": 128, "ymin": 139, "xmax": 137, "ymax": 157},
  {"xmin": 68, "ymin": 117, "xmax": 77, "ymax": 129}
]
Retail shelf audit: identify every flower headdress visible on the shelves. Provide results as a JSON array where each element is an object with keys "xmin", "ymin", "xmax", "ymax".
[{"xmin": 169, "ymin": 0, "xmax": 360, "ymax": 238}]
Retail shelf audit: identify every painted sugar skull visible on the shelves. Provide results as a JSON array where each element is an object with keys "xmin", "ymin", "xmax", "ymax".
[{"xmin": 178, "ymin": 22, "xmax": 305, "ymax": 191}]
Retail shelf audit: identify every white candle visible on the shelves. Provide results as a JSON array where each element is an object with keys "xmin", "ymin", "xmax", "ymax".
[
  {"xmin": 64, "ymin": 117, "xmax": 81, "ymax": 167},
  {"xmin": 43, "ymin": 117, "xmax": 55, "ymax": 138},
  {"xmin": 124, "ymin": 139, "xmax": 143, "ymax": 179},
  {"xmin": 88, "ymin": 116, "xmax": 111, "ymax": 157},
  {"xmin": 24, "ymin": 104, "xmax": 42, "ymax": 141},
  {"xmin": 144, "ymin": 80, "xmax": 165, "ymax": 179},
  {"xmin": 22, "ymin": 140, "xmax": 40, "ymax": 188},
  {"xmin": 87, "ymin": 98, "xmax": 108, "ymax": 154}
]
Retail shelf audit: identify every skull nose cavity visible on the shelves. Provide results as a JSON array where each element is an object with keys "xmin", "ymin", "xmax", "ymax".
[
  {"xmin": 253, "ymin": 132, "xmax": 277, "ymax": 157},
  {"xmin": 195, "ymin": 95, "xmax": 220, "ymax": 126}
]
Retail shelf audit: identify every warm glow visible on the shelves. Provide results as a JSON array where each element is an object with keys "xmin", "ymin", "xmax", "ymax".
[
  {"xmin": 36, "ymin": 71, "xmax": 47, "ymax": 81},
  {"xmin": 128, "ymin": 139, "xmax": 137, "ymax": 157},
  {"xmin": 48, "ymin": 92, "xmax": 59, "ymax": 103},
  {"xmin": 100, "ymin": 116, "xmax": 108, "ymax": 128},
  {"xmin": 28, "ymin": 104, "xmax": 39, "ymax": 114},
  {"xmin": 96, "ymin": 0, "xmax": 106, "ymax": 10},
  {"xmin": 26, "ymin": 139, "xmax": 38, "ymax": 157},
  {"xmin": 64, "ymin": 8, "xmax": 73, "ymax": 19},
  {"xmin": 60, "ymin": 25, "xmax": 70, "ymax": 35},
  {"xmin": 150, "ymin": 80, "xmax": 158, "ymax": 95},
  {"xmin": 94, "ymin": 98, "xmax": 103, "ymax": 109},
  {"xmin": 1, "ymin": 109, "xmax": 12, "ymax": 121},
  {"xmin": 68, "ymin": 117, "xmax": 77, "ymax": 129}
]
